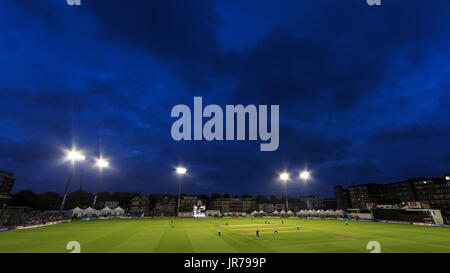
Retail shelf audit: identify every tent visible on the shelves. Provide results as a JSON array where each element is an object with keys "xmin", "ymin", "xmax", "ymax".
[
  {"xmin": 272, "ymin": 210, "xmax": 279, "ymax": 215},
  {"xmin": 71, "ymin": 207, "xmax": 83, "ymax": 217},
  {"xmin": 286, "ymin": 210, "xmax": 293, "ymax": 215},
  {"xmin": 251, "ymin": 210, "xmax": 258, "ymax": 215},
  {"xmin": 83, "ymin": 207, "xmax": 97, "ymax": 216},
  {"xmin": 101, "ymin": 207, "xmax": 113, "ymax": 215},
  {"xmin": 259, "ymin": 210, "xmax": 265, "ymax": 214},
  {"xmin": 279, "ymin": 210, "xmax": 286, "ymax": 215},
  {"xmin": 317, "ymin": 210, "xmax": 325, "ymax": 217},
  {"xmin": 334, "ymin": 209, "xmax": 341, "ymax": 216},
  {"xmin": 113, "ymin": 206, "xmax": 125, "ymax": 216}
]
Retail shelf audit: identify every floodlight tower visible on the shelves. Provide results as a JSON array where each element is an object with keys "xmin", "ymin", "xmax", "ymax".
[
  {"xmin": 299, "ymin": 170, "xmax": 310, "ymax": 209},
  {"xmin": 280, "ymin": 172, "xmax": 289, "ymax": 211},
  {"xmin": 92, "ymin": 158, "xmax": 109, "ymax": 209},
  {"xmin": 60, "ymin": 150, "xmax": 85, "ymax": 211},
  {"xmin": 176, "ymin": 167, "xmax": 187, "ymax": 216}
]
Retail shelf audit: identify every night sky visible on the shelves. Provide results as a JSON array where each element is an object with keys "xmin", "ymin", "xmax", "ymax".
[{"xmin": 1, "ymin": 0, "xmax": 450, "ymax": 198}]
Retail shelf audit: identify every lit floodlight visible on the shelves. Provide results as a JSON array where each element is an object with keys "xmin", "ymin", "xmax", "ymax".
[
  {"xmin": 67, "ymin": 151, "xmax": 86, "ymax": 161},
  {"xmin": 176, "ymin": 166, "xmax": 187, "ymax": 216},
  {"xmin": 61, "ymin": 149, "xmax": 85, "ymax": 211},
  {"xmin": 279, "ymin": 172, "xmax": 290, "ymax": 211},
  {"xmin": 300, "ymin": 170, "xmax": 310, "ymax": 180},
  {"xmin": 445, "ymin": 176, "xmax": 450, "ymax": 181},
  {"xmin": 93, "ymin": 158, "xmax": 109, "ymax": 208},
  {"xmin": 176, "ymin": 167, "xmax": 187, "ymax": 175},
  {"xmin": 280, "ymin": 172, "xmax": 289, "ymax": 181},
  {"xmin": 97, "ymin": 159, "xmax": 109, "ymax": 168}
]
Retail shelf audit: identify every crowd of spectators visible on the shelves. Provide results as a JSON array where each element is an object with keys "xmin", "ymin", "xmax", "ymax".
[{"xmin": 22, "ymin": 210, "xmax": 70, "ymax": 226}]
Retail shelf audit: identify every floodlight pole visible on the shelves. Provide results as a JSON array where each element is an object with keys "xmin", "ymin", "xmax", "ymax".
[
  {"xmin": 60, "ymin": 162, "xmax": 75, "ymax": 212},
  {"xmin": 177, "ymin": 175, "xmax": 183, "ymax": 216},
  {"xmin": 92, "ymin": 168, "xmax": 103, "ymax": 209},
  {"xmin": 304, "ymin": 181, "xmax": 310, "ymax": 209},
  {"xmin": 284, "ymin": 181, "xmax": 289, "ymax": 212}
]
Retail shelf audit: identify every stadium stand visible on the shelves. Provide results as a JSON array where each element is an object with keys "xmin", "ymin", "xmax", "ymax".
[{"xmin": 0, "ymin": 207, "xmax": 25, "ymax": 227}]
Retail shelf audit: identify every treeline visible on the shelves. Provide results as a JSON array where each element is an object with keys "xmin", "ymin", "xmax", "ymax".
[
  {"xmin": 9, "ymin": 190, "xmax": 140, "ymax": 210},
  {"xmin": 9, "ymin": 190, "xmax": 296, "ymax": 210},
  {"xmin": 200, "ymin": 194, "xmax": 297, "ymax": 204}
]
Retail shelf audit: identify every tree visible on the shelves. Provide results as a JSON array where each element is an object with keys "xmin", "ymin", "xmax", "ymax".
[
  {"xmin": 11, "ymin": 191, "xmax": 60, "ymax": 210},
  {"xmin": 270, "ymin": 195, "xmax": 279, "ymax": 203},
  {"xmin": 210, "ymin": 193, "xmax": 221, "ymax": 200},
  {"xmin": 95, "ymin": 192, "xmax": 114, "ymax": 209},
  {"xmin": 11, "ymin": 190, "xmax": 36, "ymax": 208},
  {"xmin": 97, "ymin": 192, "xmax": 113, "ymax": 202},
  {"xmin": 65, "ymin": 190, "xmax": 93, "ymax": 209},
  {"xmin": 255, "ymin": 195, "xmax": 268, "ymax": 203},
  {"xmin": 112, "ymin": 192, "xmax": 137, "ymax": 209},
  {"xmin": 198, "ymin": 194, "xmax": 209, "ymax": 206},
  {"xmin": 147, "ymin": 194, "xmax": 160, "ymax": 209},
  {"xmin": 35, "ymin": 192, "xmax": 61, "ymax": 210}
]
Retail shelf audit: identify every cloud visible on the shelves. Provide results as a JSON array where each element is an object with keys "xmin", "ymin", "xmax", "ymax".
[
  {"xmin": 368, "ymin": 125, "xmax": 450, "ymax": 145},
  {"xmin": 1, "ymin": 0, "xmax": 450, "ymax": 197},
  {"xmin": 0, "ymin": 137, "xmax": 61, "ymax": 163}
]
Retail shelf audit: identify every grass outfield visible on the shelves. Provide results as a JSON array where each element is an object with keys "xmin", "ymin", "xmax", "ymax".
[{"xmin": 0, "ymin": 218, "xmax": 450, "ymax": 253}]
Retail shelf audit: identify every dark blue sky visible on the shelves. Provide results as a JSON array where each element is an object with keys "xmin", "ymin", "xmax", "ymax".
[{"xmin": 1, "ymin": 0, "xmax": 450, "ymax": 198}]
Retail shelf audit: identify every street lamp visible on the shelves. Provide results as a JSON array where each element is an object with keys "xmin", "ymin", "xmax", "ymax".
[
  {"xmin": 93, "ymin": 158, "xmax": 109, "ymax": 209},
  {"xmin": 176, "ymin": 167, "xmax": 187, "ymax": 216},
  {"xmin": 280, "ymin": 172, "xmax": 289, "ymax": 212},
  {"xmin": 60, "ymin": 150, "xmax": 85, "ymax": 211}
]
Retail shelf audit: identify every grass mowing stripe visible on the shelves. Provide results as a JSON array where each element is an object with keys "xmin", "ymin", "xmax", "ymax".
[{"xmin": 154, "ymin": 219, "xmax": 194, "ymax": 253}]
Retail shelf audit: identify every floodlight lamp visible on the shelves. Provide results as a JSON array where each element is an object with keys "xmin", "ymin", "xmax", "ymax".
[
  {"xmin": 67, "ymin": 151, "xmax": 85, "ymax": 161},
  {"xmin": 280, "ymin": 173, "xmax": 289, "ymax": 181},
  {"xmin": 97, "ymin": 159, "xmax": 109, "ymax": 168},
  {"xmin": 176, "ymin": 167, "xmax": 187, "ymax": 175},
  {"xmin": 300, "ymin": 171, "xmax": 310, "ymax": 180}
]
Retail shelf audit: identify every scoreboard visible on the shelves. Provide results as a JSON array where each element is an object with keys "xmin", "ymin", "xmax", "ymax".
[{"xmin": 193, "ymin": 205, "xmax": 206, "ymax": 218}]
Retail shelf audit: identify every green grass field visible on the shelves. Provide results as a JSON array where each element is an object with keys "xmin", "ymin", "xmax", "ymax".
[{"xmin": 1, "ymin": 218, "xmax": 450, "ymax": 253}]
